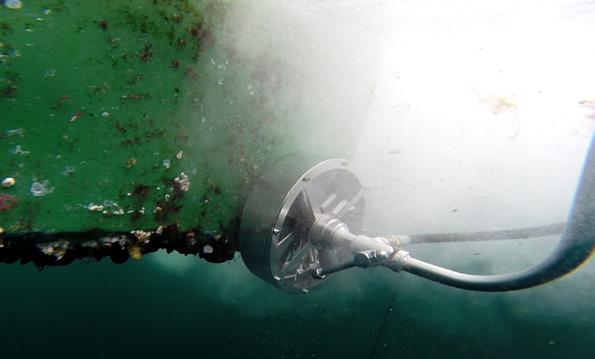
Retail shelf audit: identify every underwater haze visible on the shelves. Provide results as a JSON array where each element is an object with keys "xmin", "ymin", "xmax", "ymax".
[{"xmin": 2, "ymin": 0, "xmax": 595, "ymax": 358}]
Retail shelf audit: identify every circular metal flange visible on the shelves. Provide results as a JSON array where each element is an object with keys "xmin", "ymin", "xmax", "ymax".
[{"xmin": 240, "ymin": 157, "xmax": 365, "ymax": 294}]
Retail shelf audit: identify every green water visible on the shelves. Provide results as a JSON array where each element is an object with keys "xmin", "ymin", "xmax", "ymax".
[
  {"xmin": 1, "ymin": 251, "xmax": 594, "ymax": 358},
  {"xmin": 1, "ymin": 1, "xmax": 595, "ymax": 358}
]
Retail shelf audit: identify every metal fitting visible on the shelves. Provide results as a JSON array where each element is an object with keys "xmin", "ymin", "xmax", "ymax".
[{"xmin": 383, "ymin": 249, "xmax": 410, "ymax": 272}]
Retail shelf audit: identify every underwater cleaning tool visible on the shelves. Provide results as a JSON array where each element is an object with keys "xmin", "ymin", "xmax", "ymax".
[
  {"xmin": 239, "ymin": 135, "xmax": 594, "ymax": 293},
  {"xmin": 1, "ymin": 137, "xmax": 593, "ymax": 294}
]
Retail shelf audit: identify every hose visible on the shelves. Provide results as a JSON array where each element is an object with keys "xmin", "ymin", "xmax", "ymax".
[
  {"xmin": 394, "ymin": 134, "xmax": 595, "ymax": 291},
  {"xmin": 402, "ymin": 222, "xmax": 565, "ymax": 244}
]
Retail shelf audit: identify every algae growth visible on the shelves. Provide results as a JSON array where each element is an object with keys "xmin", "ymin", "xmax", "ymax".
[{"xmin": 0, "ymin": 0, "xmax": 282, "ymax": 238}]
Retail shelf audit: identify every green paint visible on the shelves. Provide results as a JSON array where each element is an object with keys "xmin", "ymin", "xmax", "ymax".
[{"xmin": 0, "ymin": 0, "xmax": 294, "ymax": 234}]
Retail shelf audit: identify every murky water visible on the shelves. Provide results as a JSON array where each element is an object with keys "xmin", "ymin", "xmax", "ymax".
[{"xmin": 1, "ymin": 1, "xmax": 594, "ymax": 358}]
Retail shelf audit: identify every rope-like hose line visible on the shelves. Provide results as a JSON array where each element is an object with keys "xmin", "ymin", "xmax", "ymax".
[
  {"xmin": 397, "ymin": 134, "xmax": 595, "ymax": 291},
  {"xmin": 404, "ymin": 222, "xmax": 565, "ymax": 244}
]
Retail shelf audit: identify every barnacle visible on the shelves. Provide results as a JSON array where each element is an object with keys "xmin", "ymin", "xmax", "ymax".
[{"xmin": 1, "ymin": 177, "xmax": 16, "ymax": 188}]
